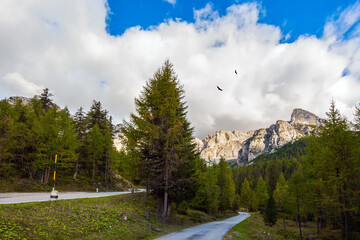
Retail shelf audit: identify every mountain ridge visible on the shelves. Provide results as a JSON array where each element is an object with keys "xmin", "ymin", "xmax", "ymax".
[{"xmin": 193, "ymin": 108, "xmax": 322, "ymax": 165}]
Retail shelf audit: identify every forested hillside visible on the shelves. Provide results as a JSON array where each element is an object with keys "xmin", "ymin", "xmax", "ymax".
[
  {"xmin": 0, "ymin": 89, "xmax": 126, "ymax": 191},
  {"xmin": 232, "ymin": 101, "xmax": 360, "ymax": 239}
]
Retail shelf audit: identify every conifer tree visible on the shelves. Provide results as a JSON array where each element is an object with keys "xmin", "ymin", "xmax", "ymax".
[
  {"xmin": 306, "ymin": 100, "xmax": 359, "ymax": 239},
  {"xmin": 273, "ymin": 172, "xmax": 288, "ymax": 229},
  {"xmin": 252, "ymin": 175, "xmax": 268, "ymax": 212},
  {"xmin": 286, "ymin": 171, "xmax": 306, "ymax": 240},
  {"xmin": 240, "ymin": 178, "xmax": 252, "ymax": 210},
  {"xmin": 217, "ymin": 158, "xmax": 235, "ymax": 212},
  {"xmin": 263, "ymin": 194, "xmax": 278, "ymax": 226},
  {"xmin": 121, "ymin": 60, "xmax": 198, "ymax": 217},
  {"xmin": 40, "ymin": 88, "xmax": 54, "ymax": 111},
  {"xmin": 191, "ymin": 163, "xmax": 219, "ymax": 214},
  {"xmin": 85, "ymin": 101, "xmax": 113, "ymax": 185}
]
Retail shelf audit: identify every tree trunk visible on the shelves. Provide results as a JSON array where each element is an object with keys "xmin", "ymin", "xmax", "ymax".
[
  {"xmin": 162, "ymin": 157, "xmax": 169, "ymax": 218},
  {"xmin": 167, "ymin": 203, "xmax": 171, "ymax": 217},
  {"xmin": 146, "ymin": 182, "xmax": 149, "ymax": 206},
  {"xmin": 296, "ymin": 188, "xmax": 302, "ymax": 240},
  {"xmin": 40, "ymin": 170, "xmax": 44, "ymax": 185},
  {"xmin": 162, "ymin": 191, "xmax": 168, "ymax": 218},
  {"xmin": 343, "ymin": 187, "xmax": 351, "ymax": 240},
  {"xmin": 26, "ymin": 158, "xmax": 33, "ymax": 181},
  {"xmin": 44, "ymin": 166, "xmax": 50, "ymax": 185},
  {"xmin": 283, "ymin": 218, "xmax": 286, "ymax": 230},
  {"xmin": 73, "ymin": 157, "xmax": 79, "ymax": 180},
  {"xmin": 92, "ymin": 156, "xmax": 95, "ymax": 181},
  {"xmin": 104, "ymin": 155, "xmax": 109, "ymax": 185}
]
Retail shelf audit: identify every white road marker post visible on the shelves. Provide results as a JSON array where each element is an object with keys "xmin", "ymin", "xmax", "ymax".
[{"xmin": 50, "ymin": 154, "xmax": 58, "ymax": 199}]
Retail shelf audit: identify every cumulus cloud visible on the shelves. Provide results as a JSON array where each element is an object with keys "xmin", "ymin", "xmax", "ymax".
[
  {"xmin": 2, "ymin": 72, "xmax": 44, "ymax": 97},
  {"xmin": 0, "ymin": 0, "xmax": 360, "ymax": 138}
]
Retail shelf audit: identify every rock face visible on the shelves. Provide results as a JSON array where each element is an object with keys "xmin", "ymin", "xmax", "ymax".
[
  {"xmin": 195, "ymin": 130, "xmax": 254, "ymax": 161},
  {"xmin": 290, "ymin": 108, "xmax": 323, "ymax": 126},
  {"xmin": 194, "ymin": 108, "xmax": 322, "ymax": 165}
]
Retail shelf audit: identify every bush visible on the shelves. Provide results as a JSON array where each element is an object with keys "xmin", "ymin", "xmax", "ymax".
[
  {"xmin": 177, "ymin": 201, "xmax": 189, "ymax": 215},
  {"xmin": 186, "ymin": 209, "xmax": 209, "ymax": 223}
]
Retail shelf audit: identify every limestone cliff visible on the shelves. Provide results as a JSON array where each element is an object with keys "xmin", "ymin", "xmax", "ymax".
[{"xmin": 194, "ymin": 108, "xmax": 322, "ymax": 165}]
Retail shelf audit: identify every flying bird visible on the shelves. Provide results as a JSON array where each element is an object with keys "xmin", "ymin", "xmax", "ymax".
[
  {"xmin": 235, "ymin": 70, "xmax": 237, "ymax": 74},
  {"xmin": 217, "ymin": 86, "xmax": 223, "ymax": 91}
]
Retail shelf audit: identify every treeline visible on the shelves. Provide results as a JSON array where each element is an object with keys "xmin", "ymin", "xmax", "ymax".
[
  {"xmin": 0, "ymin": 89, "xmax": 119, "ymax": 188},
  {"xmin": 233, "ymin": 101, "xmax": 360, "ymax": 239}
]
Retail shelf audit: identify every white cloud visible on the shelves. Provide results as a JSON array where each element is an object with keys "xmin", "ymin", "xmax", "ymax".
[
  {"xmin": 164, "ymin": 0, "xmax": 176, "ymax": 5},
  {"xmin": 0, "ymin": 1, "xmax": 360, "ymax": 138},
  {"xmin": 2, "ymin": 72, "xmax": 44, "ymax": 97}
]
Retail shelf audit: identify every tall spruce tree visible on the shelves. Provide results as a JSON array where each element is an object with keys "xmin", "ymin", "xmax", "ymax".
[
  {"xmin": 121, "ymin": 60, "xmax": 198, "ymax": 217},
  {"xmin": 264, "ymin": 194, "xmax": 278, "ymax": 226},
  {"xmin": 85, "ymin": 101, "xmax": 113, "ymax": 185},
  {"xmin": 40, "ymin": 88, "xmax": 54, "ymax": 111}
]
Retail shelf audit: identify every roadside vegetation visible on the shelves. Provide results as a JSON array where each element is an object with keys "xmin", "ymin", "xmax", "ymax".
[
  {"xmin": 0, "ymin": 192, "xmax": 235, "ymax": 240},
  {"xmin": 224, "ymin": 212, "xmax": 359, "ymax": 240}
]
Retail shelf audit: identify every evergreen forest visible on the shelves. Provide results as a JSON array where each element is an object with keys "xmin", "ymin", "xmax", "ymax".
[{"xmin": 0, "ymin": 89, "xmax": 120, "ymax": 190}]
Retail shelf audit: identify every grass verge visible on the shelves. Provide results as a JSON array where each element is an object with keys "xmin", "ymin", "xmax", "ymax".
[
  {"xmin": 0, "ymin": 192, "xmax": 232, "ymax": 240},
  {"xmin": 223, "ymin": 212, "xmax": 354, "ymax": 240}
]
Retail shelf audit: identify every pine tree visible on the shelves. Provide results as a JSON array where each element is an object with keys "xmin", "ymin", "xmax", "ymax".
[
  {"xmin": 263, "ymin": 194, "xmax": 277, "ymax": 226},
  {"xmin": 73, "ymin": 107, "xmax": 86, "ymax": 179},
  {"xmin": 85, "ymin": 101, "xmax": 113, "ymax": 185},
  {"xmin": 121, "ymin": 60, "xmax": 198, "ymax": 217},
  {"xmin": 40, "ymin": 88, "xmax": 54, "ymax": 111}
]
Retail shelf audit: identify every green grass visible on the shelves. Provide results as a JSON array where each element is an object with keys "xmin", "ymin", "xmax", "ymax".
[
  {"xmin": 224, "ymin": 212, "xmax": 356, "ymax": 240},
  {"xmin": 0, "ymin": 192, "xmax": 207, "ymax": 240},
  {"xmin": 224, "ymin": 213, "xmax": 305, "ymax": 240}
]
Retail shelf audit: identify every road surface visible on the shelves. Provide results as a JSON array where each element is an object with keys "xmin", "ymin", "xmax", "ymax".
[
  {"xmin": 156, "ymin": 212, "xmax": 250, "ymax": 240},
  {"xmin": 0, "ymin": 191, "xmax": 135, "ymax": 204}
]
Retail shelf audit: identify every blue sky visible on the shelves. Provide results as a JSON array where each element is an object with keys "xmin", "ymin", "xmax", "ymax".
[
  {"xmin": 107, "ymin": 0, "xmax": 358, "ymax": 42},
  {"xmin": 1, "ymin": 0, "xmax": 360, "ymax": 138}
]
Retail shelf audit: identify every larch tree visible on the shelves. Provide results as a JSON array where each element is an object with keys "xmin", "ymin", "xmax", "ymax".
[
  {"xmin": 252, "ymin": 175, "xmax": 268, "ymax": 212},
  {"xmin": 306, "ymin": 100, "xmax": 359, "ymax": 240},
  {"xmin": 240, "ymin": 178, "xmax": 253, "ymax": 210}
]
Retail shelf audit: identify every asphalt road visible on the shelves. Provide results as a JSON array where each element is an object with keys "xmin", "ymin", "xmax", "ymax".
[
  {"xmin": 156, "ymin": 212, "xmax": 250, "ymax": 240},
  {"xmin": 0, "ymin": 191, "xmax": 133, "ymax": 204}
]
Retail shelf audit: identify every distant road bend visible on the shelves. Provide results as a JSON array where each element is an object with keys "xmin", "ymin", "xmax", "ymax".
[
  {"xmin": 156, "ymin": 212, "xmax": 250, "ymax": 240},
  {"xmin": 0, "ymin": 191, "xmax": 142, "ymax": 204}
]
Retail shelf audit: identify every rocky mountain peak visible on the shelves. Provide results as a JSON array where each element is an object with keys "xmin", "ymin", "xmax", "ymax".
[
  {"xmin": 290, "ymin": 108, "xmax": 323, "ymax": 126},
  {"xmin": 193, "ymin": 108, "xmax": 323, "ymax": 165}
]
